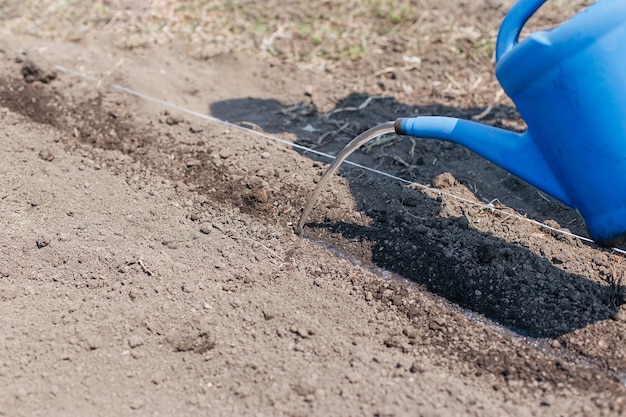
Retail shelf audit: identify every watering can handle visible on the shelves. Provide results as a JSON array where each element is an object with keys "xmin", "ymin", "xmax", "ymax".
[{"xmin": 495, "ymin": 0, "xmax": 548, "ymax": 61}]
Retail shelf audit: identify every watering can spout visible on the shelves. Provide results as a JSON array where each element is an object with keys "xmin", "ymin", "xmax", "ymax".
[{"xmin": 394, "ymin": 116, "xmax": 571, "ymax": 207}]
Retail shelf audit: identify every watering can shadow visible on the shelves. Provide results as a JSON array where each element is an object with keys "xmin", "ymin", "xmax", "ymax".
[{"xmin": 394, "ymin": 0, "xmax": 626, "ymax": 246}]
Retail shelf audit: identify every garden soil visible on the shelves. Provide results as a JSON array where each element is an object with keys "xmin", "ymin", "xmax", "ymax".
[{"xmin": 1, "ymin": 1, "xmax": 626, "ymax": 416}]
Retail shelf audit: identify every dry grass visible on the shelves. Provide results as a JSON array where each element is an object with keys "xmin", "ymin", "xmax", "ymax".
[
  {"xmin": 608, "ymin": 262, "xmax": 626, "ymax": 309},
  {"xmin": 0, "ymin": 0, "xmax": 501, "ymax": 63},
  {"xmin": 0, "ymin": 1, "xmax": 596, "ymax": 62},
  {"xmin": 0, "ymin": 0, "xmax": 594, "ymax": 108}
]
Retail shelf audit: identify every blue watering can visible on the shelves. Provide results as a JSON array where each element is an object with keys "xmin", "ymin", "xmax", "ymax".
[
  {"xmin": 393, "ymin": 0, "xmax": 626, "ymax": 246},
  {"xmin": 297, "ymin": 0, "xmax": 626, "ymax": 246}
]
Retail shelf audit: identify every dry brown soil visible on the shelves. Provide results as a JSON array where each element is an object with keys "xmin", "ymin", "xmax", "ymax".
[{"xmin": 1, "ymin": 1, "xmax": 626, "ymax": 416}]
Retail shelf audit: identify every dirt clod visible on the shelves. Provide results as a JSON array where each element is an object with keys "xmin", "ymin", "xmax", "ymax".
[
  {"xmin": 21, "ymin": 61, "xmax": 56, "ymax": 83},
  {"xmin": 476, "ymin": 244, "xmax": 497, "ymax": 264},
  {"xmin": 167, "ymin": 326, "xmax": 216, "ymax": 353},
  {"xmin": 431, "ymin": 172, "xmax": 457, "ymax": 189}
]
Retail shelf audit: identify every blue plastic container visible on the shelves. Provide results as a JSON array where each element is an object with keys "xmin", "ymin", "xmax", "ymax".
[{"xmin": 396, "ymin": 0, "xmax": 626, "ymax": 246}]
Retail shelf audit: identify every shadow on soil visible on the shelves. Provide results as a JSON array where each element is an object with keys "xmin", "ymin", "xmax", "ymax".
[
  {"xmin": 211, "ymin": 93, "xmax": 583, "ymax": 232},
  {"xmin": 211, "ymin": 94, "xmax": 624, "ymax": 338}
]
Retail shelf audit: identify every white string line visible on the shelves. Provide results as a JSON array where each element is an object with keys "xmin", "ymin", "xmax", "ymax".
[{"xmin": 53, "ymin": 64, "xmax": 626, "ymax": 256}]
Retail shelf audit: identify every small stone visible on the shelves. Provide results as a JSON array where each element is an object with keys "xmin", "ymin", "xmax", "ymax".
[
  {"xmin": 391, "ymin": 295, "xmax": 403, "ymax": 306},
  {"xmin": 57, "ymin": 233, "xmax": 71, "ymax": 242},
  {"xmin": 221, "ymin": 284, "xmax": 236, "ymax": 292},
  {"xmin": 324, "ymin": 208, "xmax": 342, "ymax": 223},
  {"xmin": 36, "ymin": 238, "xmax": 50, "ymax": 249},
  {"xmin": 86, "ymin": 334, "xmax": 104, "ymax": 350},
  {"xmin": 261, "ymin": 152, "xmax": 271, "ymax": 159},
  {"xmin": 402, "ymin": 327, "xmax": 418, "ymax": 339},
  {"xmin": 262, "ymin": 309, "xmax": 275, "ymax": 321},
  {"xmin": 540, "ymin": 394, "xmax": 555, "ymax": 407},
  {"xmin": 196, "ymin": 318, "xmax": 213, "ymax": 336},
  {"xmin": 345, "ymin": 371, "xmax": 362, "ymax": 384},
  {"xmin": 410, "ymin": 361, "xmax": 429, "ymax": 374},
  {"xmin": 293, "ymin": 381, "xmax": 316, "ymax": 397},
  {"xmin": 252, "ymin": 188, "xmax": 269, "ymax": 204},
  {"xmin": 131, "ymin": 350, "xmax": 145, "ymax": 360},
  {"xmin": 165, "ymin": 115, "xmax": 183, "ymax": 125},
  {"xmin": 218, "ymin": 149, "xmax": 233, "ymax": 159},
  {"xmin": 129, "ymin": 398, "xmax": 145, "ymax": 410},
  {"xmin": 21, "ymin": 61, "xmax": 56, "ymax": 83},
  {"xmin": 162, "ymin": 241, "xmax": 178, "ymax": 250},
  {"xmin": 167, "ymin": 326, "xmax": 215, "ymax": 353},
  {"xmin": 384, "ymin": 335, "xmax": 404, "ymax": 348},
  {"xmin": 199, "ymin": 223, "xmax": 212, "ymax": 235},
  {"xmin": 38, "ymin": 149, "xmax": 54, "ymax": 162},
  {"xmin": 150, "ymin": 372, "xmax": 167, "ymax": 385},
  {"xmin": 128, "ymin": 334, "xmax": 144, "ymax": 349},
  {"xmin": 170, "ymin": 334, "xmax": 195, "ymax": 352},
  {"xmin": 428, "ymin": 318, "xmax": 446, "ymax": 332}
]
